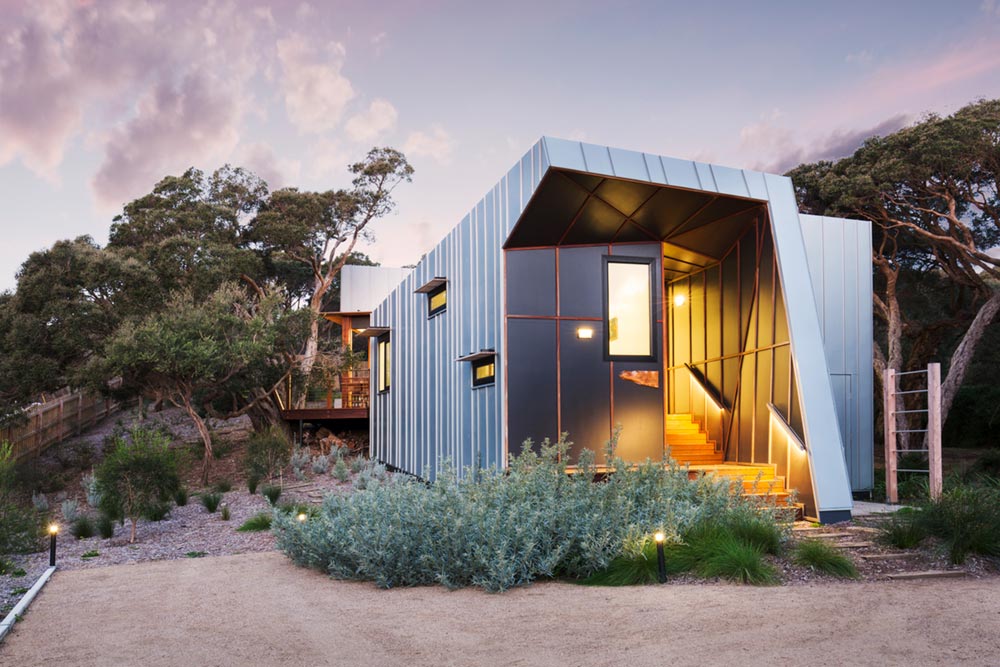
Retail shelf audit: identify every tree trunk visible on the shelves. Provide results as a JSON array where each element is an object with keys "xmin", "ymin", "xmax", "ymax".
[
  {"xmin": 298, "ymin": 315, "xmax": 321, "ymax": 404},
  {"xmin": 879, "ymin": 267, "xmax": 911, "ymax": 450},
  {"xmin": 940, "ymin": 289, "xmax": 1000, "ymax": 424},
  {"xmin": 129, "ymin": 518, "xmax": 137, "ymax": 544},
  {"xmin": 181, "ymin": 395, "xmax": 214, "ymax": 484}
]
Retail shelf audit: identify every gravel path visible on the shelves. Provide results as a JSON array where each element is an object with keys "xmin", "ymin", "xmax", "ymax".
[{"xmin": 3, "ymin": 551, "xmax": 999, "ymax": 666}]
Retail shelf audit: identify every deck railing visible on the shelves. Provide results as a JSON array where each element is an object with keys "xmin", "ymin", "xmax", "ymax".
[{"xmin": 279, "ymin": 369, "xmax": 370, "ymax": 411}]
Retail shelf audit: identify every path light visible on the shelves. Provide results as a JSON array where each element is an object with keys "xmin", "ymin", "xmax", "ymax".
[
  {"xmin": 654, "ymin": 531, "xmax": 667, "ymax": 583},
  {"xmin": 48, "ymin": 524, "xmax": 59, "ymax": 567},
  {"xmin": 296, "ymin": 512, "xmax": 308, "ymax": 523}
]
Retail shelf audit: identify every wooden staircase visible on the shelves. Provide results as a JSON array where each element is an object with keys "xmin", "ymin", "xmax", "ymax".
[{"xmin": 665, "ymin": 413, "xmax": 792, "ymax": 505}]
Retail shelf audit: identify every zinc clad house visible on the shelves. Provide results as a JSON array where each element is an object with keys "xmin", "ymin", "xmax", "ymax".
[{"xmin": 367, "ymin": 138, "xmax": 872, "ymax": 523}]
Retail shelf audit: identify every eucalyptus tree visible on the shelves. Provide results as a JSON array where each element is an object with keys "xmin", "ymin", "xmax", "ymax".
[
  {"xmin": 788, "ymin": 98, "xmax": 1000, "ymax": 427},
  {"xmin": 95, "ymin": 283, "xmax": 308, "ymax": 483},
  {"xmin": 248, "ymin": 147, "xmax": 413, "ymax": 380}
]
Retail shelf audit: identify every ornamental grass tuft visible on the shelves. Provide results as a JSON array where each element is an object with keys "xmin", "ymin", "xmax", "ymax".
[{"xmin": 791, "ymin": 539, "xmax": 859, "ymax": 578}]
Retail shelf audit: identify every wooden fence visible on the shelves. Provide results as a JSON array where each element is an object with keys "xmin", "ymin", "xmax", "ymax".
[{"xmin": 1, "ymin": 390, "xmax": 119, "ymax": 462}]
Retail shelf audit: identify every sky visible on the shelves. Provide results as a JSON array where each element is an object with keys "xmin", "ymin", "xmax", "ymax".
[{"xmin": 1, "ymin": 0, "xmax": 999, "ymax": 291}]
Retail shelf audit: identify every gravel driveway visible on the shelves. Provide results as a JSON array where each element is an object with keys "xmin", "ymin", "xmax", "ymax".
[{"xmin": 2, "ymin": 552, "xmax": 998, "ymax": 666}]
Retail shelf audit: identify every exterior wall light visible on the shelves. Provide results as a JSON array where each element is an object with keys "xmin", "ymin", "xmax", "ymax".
[
  {"xmin": 48, "ymin": 523, "xmax": 59, "ymax": 566},
  {"xmin": 653, "ymin": 531, "xmax": 667, "ymax": 583},
  {"xmin": 673, "ymin": 293, "xmax": 686, "ymax": 307},
  {"xmin": 576, "ymin": 326, "xmax": 594, "ymax": 340}
]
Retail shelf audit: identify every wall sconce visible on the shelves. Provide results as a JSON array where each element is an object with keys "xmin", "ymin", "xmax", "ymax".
[
  {"xmin": 576, "ymin": 326, "xmax": 594, "ymax": 339},
  {"xmin": 673, "ymin": 293, "xmax": 687, "ymax": 307}
]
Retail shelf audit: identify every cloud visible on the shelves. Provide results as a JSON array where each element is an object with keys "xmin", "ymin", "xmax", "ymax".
[
  {"xmin": 982, "ymin": 0, "xmax": 1000, "ymax": 17},
  {"xmin": 276, "ymin": 35, "xmax": 356, "ymax": 133},
  {"xmin": 741, "ymin": 113, "xmax": 912, "ymax": 174},
  {"xmin": 845, "ymin": 49, "xmax": 873, "ymax": 65},
  {"xmin": 344, "ymin": 98, "xmax": 398, "ymax": 142},
  {"xmin": 238, "ymin": 142, "xmax": 302, "ymax": 190},
  {"xmin": 91, "ymin": 72, "xmax": 241, "ymax": 207},
  {"xmin": 403, "ymin": 126, "xmax": 454, "ymax": 164}
]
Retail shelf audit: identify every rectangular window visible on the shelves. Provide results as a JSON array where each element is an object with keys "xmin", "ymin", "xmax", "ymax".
[
  {"xmin": 377, "ymin": 335, "xmax": 391, "ymax": 392},
  {"xmin": 472, "ymin": 357, "xmax": 496, "ymax": 387},
  {"xmin": 603, "ymin": 256, "xmax": 655, "ymax": 360},
  {"xmin": 428, "ymin": 283, "xmax": 447, "ymax": 317}
]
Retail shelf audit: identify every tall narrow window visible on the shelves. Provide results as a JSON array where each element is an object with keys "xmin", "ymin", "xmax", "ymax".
[
  {"xmin": 603, "ymin": 256, "xmax": 655, "ymax": 360},
  {"xmin": 428, "ymin": 283, "xmax": 447, "ymax": 317},
  {"xmin": 377, "ymin": 335, "xmax": 391, "ymax": 392}
]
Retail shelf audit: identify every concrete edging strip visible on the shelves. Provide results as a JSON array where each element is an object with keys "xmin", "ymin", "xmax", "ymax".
[{"xmin": 0, "ymin": 565, "xmax": 56, "ymax": 643}]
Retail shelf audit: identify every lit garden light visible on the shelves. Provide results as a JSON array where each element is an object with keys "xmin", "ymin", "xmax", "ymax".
[
  {"xmin": 654, "ymin": 531, "xmax": 667, "ymax": 583},
  {"xmin": 48, "ymin": 523, "xmax": 59, "ymax": 567},
  {"xmin": 297, "ymin": 512, "xmax": 308, "ymax": 523}
]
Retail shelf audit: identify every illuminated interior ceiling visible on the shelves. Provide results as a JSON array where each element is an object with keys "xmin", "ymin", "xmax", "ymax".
[{"xmin": 504, "ymin": 169, "xmax": 766, "ymax": 279}]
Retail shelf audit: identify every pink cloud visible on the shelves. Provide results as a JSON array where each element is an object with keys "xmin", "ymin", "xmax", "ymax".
[{"xmin": 91, "ymin": 72, "xmax": 241, "ymax": 208}]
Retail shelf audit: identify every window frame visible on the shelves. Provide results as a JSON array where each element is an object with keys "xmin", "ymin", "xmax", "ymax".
[
  {"xmin": 471, "ymin": 356, "xmax": 496, "ymax": 388},
  {"xmin": 427, "ymin": 282, "xmax": 447, "ymax": 318},
  {"xmin": 377, "ymin": 334, "xmax": 391, "ymax": 393},
  {"xmin": 601, "ymin": 255, "xmax": 657, "ymax": 362}
]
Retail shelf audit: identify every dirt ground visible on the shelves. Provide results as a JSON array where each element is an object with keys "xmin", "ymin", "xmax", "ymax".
[{"xmin": 2, "ymin": 552, "xmax": 998, "ymax": 667}]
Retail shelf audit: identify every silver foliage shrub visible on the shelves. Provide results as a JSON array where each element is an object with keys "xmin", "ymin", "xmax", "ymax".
[
  {"xmin": 311, "ymin": 455, "xmax": 330, "ymax": 475},
  {"xmin": 274, "ymin": 434, "xmax": 769, "ymax": 592},
  {"xmin": 82, "ymin": 471, "xmax": 101, "ymax": 508},
  {"xmin": 61, "ymin": 499, "xmax": 81, "ymax": 523},
  {"xmin": 31, "ymin": 491, "xmax": 49, "ymax": 513}
]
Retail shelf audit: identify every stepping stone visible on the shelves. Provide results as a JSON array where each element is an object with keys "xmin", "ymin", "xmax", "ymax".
[
  {"xmin": 887, "ymin": 570, "xmax": 968, "ymax": 580},
  {"xmin": 808, "ymin": 532, "xmax": 854, "ymax": 539}
]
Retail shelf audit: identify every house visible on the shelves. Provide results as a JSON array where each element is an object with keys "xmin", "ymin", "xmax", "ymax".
[{"xmin": 364, "ymin": 138, "xmax": 872, "ymax": 523}]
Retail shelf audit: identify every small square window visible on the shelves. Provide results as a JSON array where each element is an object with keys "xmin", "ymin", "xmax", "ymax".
[
  {"xmin": 471, "ymin": 357, "xmax": 495, "ymax": 387},
  {"xmin": 428, "ymin": 283, "xmax": 447, "ymax": 317}
]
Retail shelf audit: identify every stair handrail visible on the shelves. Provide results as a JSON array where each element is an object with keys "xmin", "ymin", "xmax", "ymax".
[{"xmin": 684, "ymin": 363, "xmax": 728, "ymax": 413}]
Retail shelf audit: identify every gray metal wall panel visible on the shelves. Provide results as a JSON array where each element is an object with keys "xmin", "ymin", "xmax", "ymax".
[
  {"xmin": 508, "ymin": 318, "xmax": 558, "ymax": 453},
  {"xmin": 799, "ymin": 213, "xmax": 875, "ymax": 492},
  {"xmin": 506, "ymin": 249, "xmax": 556, "ymax": 316},
  {"xmin": 559, "ymin": 246, "xmax": 606, "ymax": 319},
  {"xmin": 370, "ymin": 140, "xmax": 548, "ymax": 479},
  {"xmin": 559, "ymin": 319, "xmax": 611, "ymax": 462}
]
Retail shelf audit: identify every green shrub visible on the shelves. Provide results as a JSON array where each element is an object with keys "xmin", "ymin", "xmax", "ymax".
[
  {"xmin": 71, "ymin": 515, "xmax": 95, "ymax": 539},
  {"xmin": 247, "ymin": 476, "xmax": 260, "ymax": 495},
  {"xmin": 792, "ymin": 540, "xmax": 859, "ymax": 578},
  {"xmin": 0, "ymin": 442, "xmax": 43, "ymax": 554},
  {"xmin": 349, "ymin": 457, "xmax": 364, "ymax": 474},
  {"xmin": 31, "ymin": 491, "xmax": 49, "ymax": 513},
  {"xmin": 973, "ymin": 449, "xmax": 1000, "ymax": 478},
  {"xmin": 274, "ymin": 435, "xmax": 760, "ymax": 592},
  {"xmin": 332, "ymin": 457, "xmax": 350, "ymax": 482},
  {"xmin": 96, "ymin": 514, "xmax": 115, "ymax": 539},
  {"xmin": 220, "ymin": 504, "xmax": 231, "ymax": 521},
  {"xmin": 0, "ymin": 558, "xmax": 16, "ymax": 575},
  {"xmin": 244, "ymin": 427, "xmax": 291, "ymax": 483},
  {"xmin": 261, "ymin": 485, "xmax": 282, "ymax": 505},
  {"xmin": 143, "ymin": 502, "xmax": 171, "ymax": 522},
  {"xmin": 95, "ymin": 427, "xmax": 180, "ymax": 543},
  {"xmin": 237, "ymin": 513, "xmax": 273, "ymax": 532},
  {"xmin": 880, "ymin": 514, "xmax": 927, "ymax": 549},
  {"xmin": 81, "ymin": 550, "xmax": 99, "ymax": 559},
  {"xmin": 173, "ymin": 488, "xmax": 189, "ymax": 506},
  {"xmin": 917, "ymin": 484, "xmax": 1000, "ymax": 564},
  {"xmin": 185, "ymin": 551, "xmax": 207, "ymax": 558},
  {"xmin": 213, "ymin": 479, "xmax": 232, "ymax": 493},
  {"xmin": 200, "ymin": 492, "xmax": 223, "ymax": 513}
]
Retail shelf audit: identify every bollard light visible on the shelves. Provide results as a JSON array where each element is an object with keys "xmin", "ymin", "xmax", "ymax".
[
  {"xmin": 296, "ymin": 512, "xmax": 308, "ymax": 523},
  {"xmin": 48, "ymin": 523, "xmax": 59, "ymax": 567},
  {"xmin": 653, "ymin": 531, "xmax": 667, "ymax": 583}
]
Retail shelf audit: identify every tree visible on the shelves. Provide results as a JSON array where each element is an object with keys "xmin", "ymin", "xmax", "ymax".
[
  {"xmin": 788, "ymin": 99, "xmax": 1000, "ymax": 430},
  {"xmin": 95, "ymin": 427, "xmax": 180, "ymax": 543},
  {"xmin": 107, "ymin": 166, "xmax": 267, "ymax": 306},
  {"xmin": 95, "ymin": 283, "xmax": 307, "ymax": 483},
  {"xmin": 249, "ymin": 148, "xmax": 412, "ymax": 380},
  {"xmin": 0, "ymin": 237, "xmax": 156, "ymax": 420}
]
